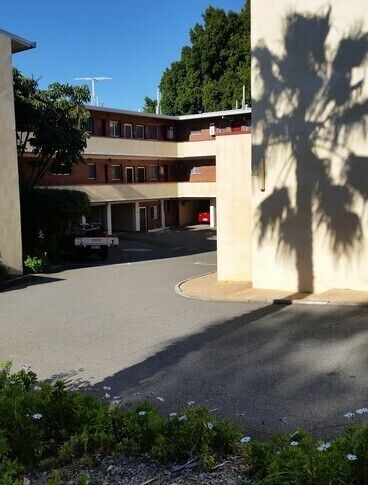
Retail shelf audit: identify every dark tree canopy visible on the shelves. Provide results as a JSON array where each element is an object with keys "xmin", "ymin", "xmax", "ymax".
[
  {"xmin": 143, "ymin": 1, "xmax": 250, "ymax": 115},
  {"xmin": 14, "ymin": 69, "xmax": 91, "ymax": 187}
]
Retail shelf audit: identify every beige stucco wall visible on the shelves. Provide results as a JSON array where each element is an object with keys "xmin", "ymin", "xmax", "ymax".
[
  {"xmin": 216, "ymin": 135, "xmax": 252, "ymax": 281},
  {"xmin": 85, "ymin": 137, "xmax": 217, "ymax": 160},
  {"xmin": 177, "ymin": 182, "xmax": 216, "ymax": 198},
  {"xmin": 252, "ymin": 0, "xmax": 368, "ymax": 292},
  {"xmin": 85, "ymin": 137, "xmax": 178, "ymax": 159},
  {"xmin": 0, "ymin": 34, "xmax": 23, "ymax": 273}
]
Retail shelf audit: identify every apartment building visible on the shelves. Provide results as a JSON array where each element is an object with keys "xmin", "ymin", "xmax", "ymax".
[
  {"xmin": 34, "ymin": 107, "xmax": 251, "ymax": 240},
  {"xmin": 0, "ymin": 29, "xmax": 35, "ymax": 274}
]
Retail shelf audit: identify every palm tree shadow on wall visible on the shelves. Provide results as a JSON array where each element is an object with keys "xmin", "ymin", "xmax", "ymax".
[{"xmin": 253, "ymin": 9, "xmax": 368, "ymax": 293}]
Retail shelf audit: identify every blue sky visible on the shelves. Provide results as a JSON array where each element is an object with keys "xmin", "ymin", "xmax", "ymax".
[{"xmin": 3, "ymin": 0, "xmax": 243, "ymax": 110}]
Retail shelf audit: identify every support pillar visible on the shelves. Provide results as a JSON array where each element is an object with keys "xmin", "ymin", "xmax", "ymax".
[
  {"xmin": 106, "ymin": 202, "xmax": 112, "ymax": 234},
  {"xmin": 134, "ymin": 202, "xmax": 140, "ymax": 232},
  {"xmin": 210, "ymin": 198, "xmax": 216, "ymax": 228},
  {"xmin": 161, "ymin": 200, "xmax": 166, "ymax": 229}
]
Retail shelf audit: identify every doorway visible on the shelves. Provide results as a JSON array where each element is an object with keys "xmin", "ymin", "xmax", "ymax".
[
  {"xmin": 139, "ymin": 207, "xmax": 148, "ymax": 232},
  {"xmin": 126, "ymin": 167, "xmax": 134, "ymax": 183},
  {"xmin": 161, "ymin": 164, "xmax": 168, "ymax": 182},
  {"xmin": 137, "ymin": 167, "xmax": 146, "ymax": 183}
]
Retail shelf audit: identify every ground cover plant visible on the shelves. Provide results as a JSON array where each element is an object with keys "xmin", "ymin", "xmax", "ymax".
[{"xmin": 1, "ymin": 362, "xmax": 368, "ymax": 484}]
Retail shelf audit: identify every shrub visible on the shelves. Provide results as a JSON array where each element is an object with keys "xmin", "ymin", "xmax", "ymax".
[
  {"xmin": 245, "ymin": 429, "xmax": 367, "ymax": 484},
  {"xmin": 24, "ymin": 255, "xmax": 47, "ymax": 273},
  {"xmin": 0, "ymin": 364, "xmax": 242, "ymax": 482}
]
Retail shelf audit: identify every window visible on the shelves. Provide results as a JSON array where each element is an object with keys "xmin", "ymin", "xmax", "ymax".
[
  {"xmin": 88, "ymin": 163, "xmax": 97, "ymax": 180},
  {"xmin": 190, "ymin": 126, "xmax": 201, "ymax": 135},
  {"xmin": 124, "ymin": 123, "xmax": 133, "ymax": 139},
  {"xmin": 147, "ymin": 165, "xmax": 159, "ymax": 181},
  {"xmin": 136, "ymin": 124, "xmax": 144, "ymax": 139},
  {"xmin": 147, "ymin": 124, "xmax": 158, "ymax": 139},
  {"xmin": 125, "ymin": 166, "xmax": 134, "ymax": 183},
  {"xmin": 84, "ymin": 117, "xmax": 94, "ymax": 133},
  {"xmin": 137, "ymin": 167, "xmax": 146, "ymax": 183},
  {"xmin": 149, "ymin": 205, "xmax": 158, "ymax": 219},
  {"xmin": 108, "ymin": 120, "xmax": 121, "ymax": 137},
  {"xmin": 111, "ymin": 165, "xmax": 122, "ymax": 181},
  {"xmin": 164, "ymin": 200, "xmax": 171, "ymax": 213},
  {"xmin": 167, "ymin": 126, "xmax": 174, "ymax": 140}
]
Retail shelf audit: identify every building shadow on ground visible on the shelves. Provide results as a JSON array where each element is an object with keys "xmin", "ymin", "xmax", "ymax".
[{"xmin": 47, "ymin": 302, "xmax": 368, "ymax": 439}]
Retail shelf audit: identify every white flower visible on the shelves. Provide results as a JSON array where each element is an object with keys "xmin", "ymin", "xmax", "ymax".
[
  {"xmin": 33, "ymin": 386, "xmax": 41, "ymax": 391},
  {"xmin": 156, "ymin": 396, "xmax": 164, "ymax": 402},
  {"xmin": 169, "ymin": 413, "xmax": 177, "ymax": 418},
  {"xmin": 290, "ymin": 441, "xmax": 299, "ymax": 446},
  {"xmin": 207, "ymin": 422, "xmax": 213, "ymax": 430},
  {"xmin": 20, "ymin": 364, "xmax": 31, "ymax": 372},
  {"xmin": 346, "ymin": 454, "xmax": 358, "ymax": 461},
  {"xmin": 178, "ymin": 415, "xmax": 187, "ymax": 422},
  {"xmin": 105, "ymin": 393, "xmax": 110, "ymax": 399},
  {"xmin": 343, "ymin": 412, "xmax": 354, "ymax": 419},
  {"xmin": 240, "ymin": 436, "xmax": 251, "ymax": 445},
  {"xmin": 355, "ymin": 408, "xmax": 368, "ymax": 415},
  {"xmin": 110, "ymin": 398, "xmax": 121, "ymax": 405},
  {"xmin": 138, "ymin": 411, "xmax": 146, "ymax": 416},
  {"xmin": 317, "ymin": 442, "xmax": 331, "ymax": 451},
  {"xmin": 103, "ymin": 386, "xmax": 111, "ymax": 391},
  {"xmin": 187, "ymin": 401, "xmax": 195, "ymax": 406},
  {"xmin": 32, "ymin": 413, "xmax": 43, "ymax": 420}
]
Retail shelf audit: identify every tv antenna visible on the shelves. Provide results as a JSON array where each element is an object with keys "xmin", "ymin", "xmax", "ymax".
[{"xmin": 75, "ymin": 76, "xmax": 112, "ymax": 106}]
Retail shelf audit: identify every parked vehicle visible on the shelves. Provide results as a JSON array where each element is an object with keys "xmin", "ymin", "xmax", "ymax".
[
  {"xmin": 66, "ymin": 222, "xmax": 119, "ymax": 260},
  {"xmin": 198, "ymin": 211, "xmax": 210, "ymax": 224}
]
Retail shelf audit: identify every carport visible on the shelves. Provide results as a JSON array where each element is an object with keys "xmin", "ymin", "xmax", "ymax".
[
  {"xmin": 178, "ymin": 198, "xmax": 216, "ymax": 228},
  {"xmin": 111, "ymin": 203, "xmax": 136, "ymax": 232}
]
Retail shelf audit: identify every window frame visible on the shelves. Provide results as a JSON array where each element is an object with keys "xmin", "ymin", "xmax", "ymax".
[
  {"xmin": 137, "ymin": 166, "xmax": 146, "ymax": 183},
  {"xmin": 149, "ymin": 205, "xmax": 158, "ymax": 219},
  {"xmin": 108, "ymin": 120, "xmax": 121, "ymax": 137},
  {"xmin": 136, "ymin": 124, "xmax": 145, "ymax": 139},
  {"xmin": 125, "ymin": 166, "xmax": 134, "ymax": 184},
  {"xmin": 124, "ymin": 123, "xmax": 133, "ymax": 139},
  {"xmin": 88, "ymin": 163, "xmax": 97, "ymax": 180},
  {"xmin": 147, "ymin": 164, "xmax": 159, "ymax": 181},
  {"xmin": 111, "ymin": 164, "xmax": 122, "ymax": 181}
]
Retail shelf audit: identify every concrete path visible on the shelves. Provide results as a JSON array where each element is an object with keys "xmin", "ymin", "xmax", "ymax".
[
  {"xmin": 1, "ymin": 230, "xmax": 368, "ymax": 438},
  {"xmin": 178, "ymin": 271, "xmax": 368, "ymax": 306}
]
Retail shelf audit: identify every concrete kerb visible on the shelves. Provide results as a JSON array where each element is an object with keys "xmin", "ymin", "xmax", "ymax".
[{"xmin": 175, "ymin": 272, "xmax": 368, "ymax": 307}]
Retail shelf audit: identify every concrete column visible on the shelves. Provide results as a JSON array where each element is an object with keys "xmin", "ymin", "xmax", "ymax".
[
  {"xmin": 210, "ymin": 198, "xmax": 216, "ymax": 228},
  {"xmin": 160, "ymin": 200, "xmax": 166, "ymax": 229},
  {"xmin": 0, "ymin": 35, "xmax": 23, "ymax": 273},
  {"xmin": 134, "ymin": 202, "xmax": 140, "ymax": 231},
  {"xmin": 106, "ymin": 202, "xmax": 112, "ymax": 234}
]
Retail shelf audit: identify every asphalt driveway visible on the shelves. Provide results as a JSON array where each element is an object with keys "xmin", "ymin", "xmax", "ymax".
[{"xmin": 1, "ymin": 228, "xmax": 368, "ymax": 438}]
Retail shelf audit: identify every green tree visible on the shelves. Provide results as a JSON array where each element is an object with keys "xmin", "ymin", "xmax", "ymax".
[
  {"xmin": 14, "ymin": 68, "xmax": 91, "ymax": 187},
  {"xmin": 142, "ymin": 96, "xmax": 158, "ymax": 113},
  {"xmin": 144, "ymin": 1, "xmax": 250, "ymax": 115}
]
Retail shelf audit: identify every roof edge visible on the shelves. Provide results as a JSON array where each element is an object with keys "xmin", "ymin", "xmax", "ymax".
[
  {"xmin": 0, "ymin": 28, "xmax": 36, "ymax": 53},
  {"xmin": 87, "ymin": 105, "xmax": 251, "ymax": 121}
]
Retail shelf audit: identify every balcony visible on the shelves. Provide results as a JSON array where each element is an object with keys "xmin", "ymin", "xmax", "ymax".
[
  {"xmin": 49, "ymin": 181, "xmax": 216, "ymax": 203},
  {"xmin": 85, "ymin": 136, "xmax": 218, "ymax": 160}
]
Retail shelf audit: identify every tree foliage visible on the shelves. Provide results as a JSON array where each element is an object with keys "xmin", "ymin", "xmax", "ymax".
[
  {"xmin": 20, "ymin": 188, "xmax": 91, "ymax": 258},
  {"xmin": 142, "ymin": 96, "xmax": 158, "ymax": 114},
  {"xmin": 144, "ymin": 1, "xmax": 250, "ymax": 115},
  {"xmin": 13, "ymin": 69, "xmax": 91, "ymax": 187}
]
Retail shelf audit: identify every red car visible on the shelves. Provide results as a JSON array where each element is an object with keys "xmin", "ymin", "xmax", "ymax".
[{"xmin": 198, "ymin": 211, "xmax": 210, "ymax": 224}]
